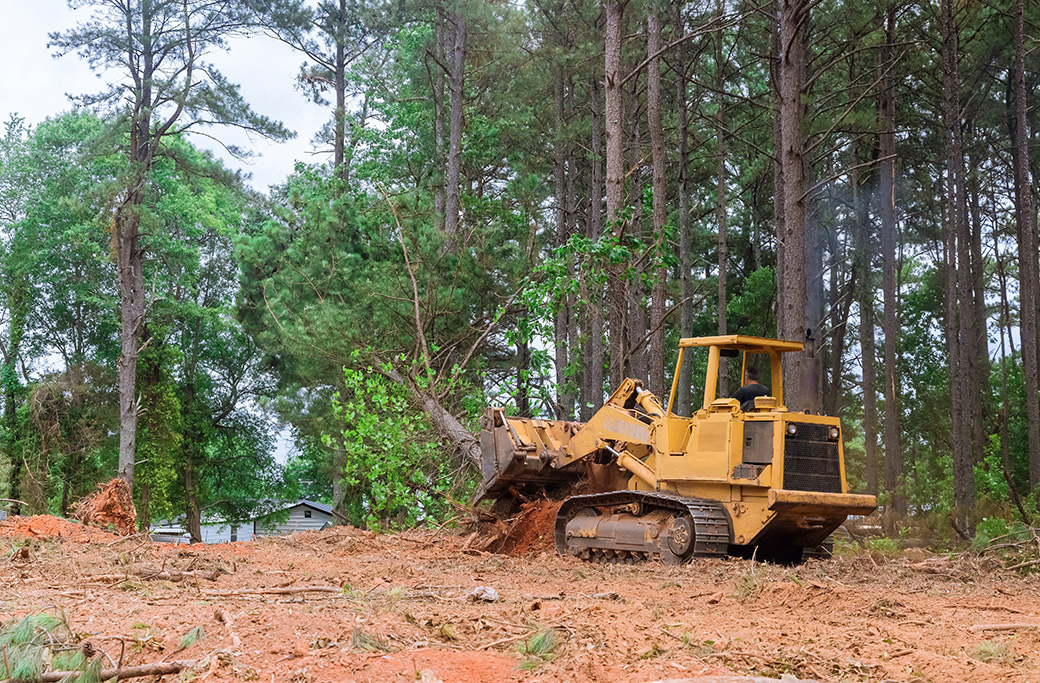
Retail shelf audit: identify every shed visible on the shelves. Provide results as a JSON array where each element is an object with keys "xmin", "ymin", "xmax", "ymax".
[
  {"xmin": 150, "ymin": 519, "xmax": 246, "ymax": 544},
  {"xmin": 253, "ymin": 500, "xmax": 333, "ymax": 537}
]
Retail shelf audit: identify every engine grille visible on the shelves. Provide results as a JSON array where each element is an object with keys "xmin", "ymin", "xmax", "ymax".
[{"xmin": 783, "ymin": 423, "xmax": 841, "ymax": 493}]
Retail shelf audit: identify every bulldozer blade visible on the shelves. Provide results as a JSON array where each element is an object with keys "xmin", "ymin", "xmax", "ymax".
[{"xmin": 474, "ymin": 408, "xmax": 582, "ymax": 501}]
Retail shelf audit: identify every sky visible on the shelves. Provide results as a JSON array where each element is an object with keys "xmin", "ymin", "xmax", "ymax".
[
  {"xmin": 0, "ymin": 1, "xmax": 340, "ymax": 463},
  {"xmin": 0, "ymin": 1, "xmax": 333, "ymax": 192}
]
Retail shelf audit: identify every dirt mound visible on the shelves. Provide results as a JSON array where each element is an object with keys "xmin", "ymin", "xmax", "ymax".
[
  {"xmin": 73, "ymin": 478, "xmax": 137, "ymax": 535},
  {"xmin": 497, "ymin": 500, "xmax": 562, "ymax": 556},
  {"xmin": 0, "ymin": 515, "xmax": 119, "ymax": 542}
]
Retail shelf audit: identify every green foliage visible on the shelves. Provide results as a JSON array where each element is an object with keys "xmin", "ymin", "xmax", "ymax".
[
  {"xmin": 970, "ymin": 640, "xmax": 1012, "ymax": 663},
  {"xmin": 516, "ymin": 627, "xmax": 558, "ymax": 669},
  {"xmin": 0, "ymin": 610, "xmax": 98, "ymax": 682},
  {"xmin": 323, "ymin": 358, "xmax": 472, "ymax": 528},
  {"xmin": 178, "ymin": 625, "xmax": 206, "ymax": 649}
]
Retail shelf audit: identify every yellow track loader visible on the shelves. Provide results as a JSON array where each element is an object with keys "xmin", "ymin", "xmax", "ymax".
[{"xmin": 477, "ymin": 335, "xmax": 876, "ymax": 563}]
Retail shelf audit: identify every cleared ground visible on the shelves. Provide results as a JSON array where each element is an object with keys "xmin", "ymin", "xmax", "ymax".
[{"xmin": 1, "ymin": 515, "xmax": 1038, "ymax": 683}]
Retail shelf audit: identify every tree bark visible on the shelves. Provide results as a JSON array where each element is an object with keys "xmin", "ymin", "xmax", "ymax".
[
  {"xmin": 3, "ymin": 275, "xmax": 26, "ymax": 515},
  {"xmin": 995, "ymin": 235, "xmax": 1028, "ymax": 517},
  {"xmin": 627, "ymin": 117, "xmax": 647, "ymax": 384},
  {"xmin": 940, "ymin": 0, "xmax": 975, "ymax": 523},
  {"xmin": 444, "ymin": 5, "xmax": 466, "ymax": 241},
  {"xmin": 676, "ymin": 3, "xmax": 693, "ymax": 415},
  {"xmin": 384, "ymin": 364, "xmax": 481, "ymax": 466},
  {"xmin": 333, "ymin": 0, "xmax": 348, "ymax": 182},
  {"xmin": 582, "ymin": 76, "xmax": 605, "ymax": 419},
  {"xmin": 880, "ymin": 2, "xmax": 903, "ymax": 516},
  {"xmin": 605, "ymin": 0, "xmax": 627, "ymax": 390},
  {"xmin": 182, "ymin": 381, "xmax": 204, "ymax": 544},
  {"xmin": 714, "ymin": 8, "xmax": 729, "ymax": 397},
  {"xmin": 777, "ymin": 0, "xmax": 809, "ymax": 410},
  {"xmin": 433, "ymin": 2, "xmax": 446, "ymax": 232},
  {"xmin": 117, "ymin": 182, "xmax": 148, "ymax": 487},
  {"xmin": 516, "ymin": 338, "xmax": 531, "ymax": 417},
  {"xmin": 1010, "ymin": 0, "xmax": 1040, "ymax": 491},
  {"xmin": 564, "ymin": 79, "xmax": 579, "ymax": 420},
  {"xmin": 117, "ymin": 2, "xmax": 157, "ymax": 491},
  {"xmin": 553, "ymin": 67, "xmax": 574, "ymax": 419},
  {"xmin": 823, "ymin": 227, "xmax": 853, "ymax": 417},
  {"xmin": 647, "ymin": 10, "xmax": 667, "ymax": 398},
  {"xmin": 857, "ymin": 164, "xmax": 879, "ymax": 496}
]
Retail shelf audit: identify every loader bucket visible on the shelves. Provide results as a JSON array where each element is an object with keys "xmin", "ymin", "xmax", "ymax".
[{"xmin": 474, "ymin": 408, "xmax": 583, "ymax": 501}]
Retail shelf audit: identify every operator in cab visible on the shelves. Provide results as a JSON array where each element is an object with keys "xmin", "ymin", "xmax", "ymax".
[{"xmin": 732, "ymin": 367, "xmax": 770, "ymax": 411}]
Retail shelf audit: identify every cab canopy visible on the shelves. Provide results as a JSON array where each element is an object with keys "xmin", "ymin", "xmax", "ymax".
[{"xmin": 670, "ymin": 335, "xmax": 804, "ymax": 412}]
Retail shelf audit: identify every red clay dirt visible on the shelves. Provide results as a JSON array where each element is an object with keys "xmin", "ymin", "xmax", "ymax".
[
  {"xmin": 495, "ymin": 500, "xmax": 562, "ymax": 556},
  {"xmin": 0, "ymin": 514, "xmax": 119, "ymax": 543},
  {"xmin": 73, "ymin": 477, "xmax": 138, "ymax": 535},
  {"xmin": 1, "ymin": 521, "xmax": 1038, "ymax": 683}
]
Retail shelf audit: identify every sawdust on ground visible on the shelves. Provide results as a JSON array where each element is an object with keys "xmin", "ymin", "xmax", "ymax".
[{"xmin": 0, "ymin": 520, "xmax": 1037, "ymax": 683}]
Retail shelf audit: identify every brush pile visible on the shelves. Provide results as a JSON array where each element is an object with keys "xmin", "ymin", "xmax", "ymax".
[{"xmin": 72, "ymin": 478, "xmax": 137, "ymax": 536}]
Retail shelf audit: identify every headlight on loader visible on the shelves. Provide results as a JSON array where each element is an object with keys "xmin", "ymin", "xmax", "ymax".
[
  {"xmin": 828, "ymin": 426, "xmax": 840, "ymax": 440},
  {"xmin": 786, "ymin": 423, "xmax": 798, "ymax": 436}
]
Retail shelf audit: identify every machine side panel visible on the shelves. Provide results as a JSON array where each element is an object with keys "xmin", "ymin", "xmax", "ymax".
[{"xmin": 742, "ymin": 421, "xmax": 774, "ymax": 464}]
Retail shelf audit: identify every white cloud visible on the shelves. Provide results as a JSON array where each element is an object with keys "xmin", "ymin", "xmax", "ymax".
[{"xmin": 0, "ymin": 1, "xmax": 331, "ymax": 192}]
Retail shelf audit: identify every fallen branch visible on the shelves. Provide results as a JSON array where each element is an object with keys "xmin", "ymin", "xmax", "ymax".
[
  {"xmin": 0, "ymin": 659, "xmax": 195, "ymax": 682},
  {"xmin": 0, "ymin": 498, "xmax": 28, "ymax": 507},
  {"xmin": 215, "ymin": 608, "xmax": 242, "ymax": 649},
  {"xmin": 202, "ymin": 586, "xmax": 344, "ymax": 597},
  {"xmin": 477, "ymin": 631, "xmax": 533, "ymax": 650},
  {"xmin": 969, "ymin": 623, "xmax": 1040, "ymax": 632},
  {"xmin": 87, "ymin": 569, "xmax": 220, "ymax": 584}
]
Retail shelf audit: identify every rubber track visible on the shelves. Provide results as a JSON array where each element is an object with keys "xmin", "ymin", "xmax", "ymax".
[{"xmin": 554, "ymin": 491, "xmax": 731, "ymax": 560}]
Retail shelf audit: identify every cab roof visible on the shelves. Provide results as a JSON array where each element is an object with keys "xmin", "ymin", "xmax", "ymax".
[{"xmin": 678, "ymin": 335, "xmax": 804, "ymax": 353}]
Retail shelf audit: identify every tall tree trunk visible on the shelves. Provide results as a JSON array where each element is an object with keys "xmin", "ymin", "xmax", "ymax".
[
  {"xmin": 1011, "ymin": 0, "xmax": 1040, "ymax": 492},
  {"xmin": 940, "ymin": 0, "xmax": 975, "ymax": 523},
  {"xmin": 627, "ymin": 118, "xmax": 647, "ymax": 383},
  {"xmin": 432, "ymin": 2, "xmax": 447, "ymax": 230},
  {"xmin": 714, "ymin": 9, "xmax": 729, "ymax": 396},
  {"xmin": 995, "ymin": 237, "xmax": 1028, "ymax": 518},
  {"xmin": 771, "ymin": 15, "xmax": 785, "ymax": 340},
  {"xmin": 605, "ymin": 0, "xmax": 627, "ymax": 390},
  {"xmin": 117, "ymin": 181, "xmax": 148, "ymax": 488},
  {"xmin": 879, "ymin": 2, "xmax": 903, "ymax": 516},
  {"xmin": 333, "ymin": 0, "xmax": 348, "ymax": 182},
  {"xmin": 516, "ymin": 338, "xmax": 531, "ymax": 417},
  {"xmin": 647, "ymin": 10, "xmax": 667, "ymax": 398},
  {"xmin": 117, "ymin": 5, "xmax": 156, "ymax": 490},
  {"xmin": 777, "ymin": 0, "xmax": 809, "ymax": 410},
  {"xmin": 824, "ymin": 227, "xmax": 853, "ymax": 416},
  {"xmin": 564, "ymin": 76, "xmax": 579, "ymax": 419},
  {"xmin": 857, "ymin": 166, "xmax": 879, "ymax": 496},
  {"xmin": 553, "ymin": 70, "xmax": 578, "ymax": 419},
  {"xmin": 676, "ymin": 3, "xmax": 693, "ymax": 415},
  {"xmin": 444, "ymin": 6, "xmax": 466, "ymax": 241},
  {"xmin": 553, "ymin": 67, "xmax": 572, "ymax": 418},
  {"xmin": 582, "ymin": 77, "xmax": 605, "ymax": 419},
  {"xmin": 967, "ymin": 140, "xmax": 988, "ymax": 463},
  {"xmin": 3, "ymin": 275, "xmax": 26, "ymax": 515},
  {"xmin": 182, "ymin": 383, "xmax": 204, "ymax": 544}
]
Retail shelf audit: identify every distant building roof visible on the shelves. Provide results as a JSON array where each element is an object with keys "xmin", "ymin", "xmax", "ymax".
[{"xmin": 297, "ymin": 500, "xmax": 333, "ymax": 515}]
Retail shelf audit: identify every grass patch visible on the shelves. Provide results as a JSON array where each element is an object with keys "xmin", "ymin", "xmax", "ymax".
[
  {"xmin": 516, "ymin": 627, "xmax": 558, "ymax": 670},
  {"xmin": 971, "ymin": 639, "xmax": 1012, "ymax": 663},
  {"xmin": 178, "ymin": 625, "xmax": 206, "ymax": 649},
  {"xmin": 351, "ymin": 626, "xmax": 393, "ymax": 652}
]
